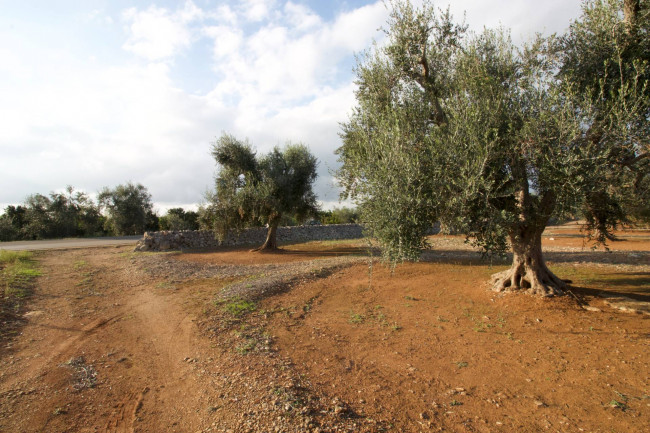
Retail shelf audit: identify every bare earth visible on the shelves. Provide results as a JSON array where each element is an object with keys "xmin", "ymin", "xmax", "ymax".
[{"xmin": 0, "ymin": 226, "xmax": 648, "ymax": 433}]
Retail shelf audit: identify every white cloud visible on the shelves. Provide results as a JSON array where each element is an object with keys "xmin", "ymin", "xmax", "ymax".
[
  {"xmin": 284, "ymin": 2, "xmax": 322, "ymax": 31},
  {"xmin": 0, "ymin": 40, "xmax": 232, "ymax": 206},
  {"xmin": 205, "ymin": 2, "xmax": 387, "ymax": 108},
  {"xmin": 439, "ymin": 0, "xmax": 582, "ymax": 44},
  {"xmin": 212, "ymin": 4, "xmax": 238, "ymax": 25},
  {"xmin": 239, "ymin": 0, "xmax": 278, "ymax": 22},
  {"xmin": 86, "ymin": 9, "xmax": 114, "ymax": 25},
  {"xmin": 204, "ymin": 25, "xmax": 243, "ymax": 59},
  {"xmin": 326, "ymin": 2, "xmax": 387, "ymax": 51},
  {"xmin": 179, "ymin": 1, "xmax": 204, "ymax": 22},
  {"xmin": 121, "ymin": 1, "xmax": 203, "ymax": 61}
]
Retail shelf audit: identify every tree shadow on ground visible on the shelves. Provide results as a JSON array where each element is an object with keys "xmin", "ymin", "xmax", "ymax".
[
  {"xmin": 260, "ymin": 246, "xmax": 370, "ymax": 257},
  {"xmin": 573, "ymin": 272, "xmax": 650, "ymax": 301},
  {"xmin": 181, "ymin": 245, "xmax": 372, "ymax": 257},
  {"xmin": 568, "ymin": 285, "xmax": 650, "ymax": 303},
  {"xmin": 420, "ymin": 248, "xmax": 648, "ymax": 267}
]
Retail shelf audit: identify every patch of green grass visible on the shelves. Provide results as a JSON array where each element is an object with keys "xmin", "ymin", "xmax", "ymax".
[
  {"xmin": 473, "ymin": 320, "xmax": 493, "ymax": 333},
  {"xmin": 0, "ymin": 250, "xmax": 32, "ymax": 265},
  {"xmin": 455, "ymin": 361, "xmax": 468, "ymax": 369},
  {"xmin": 609, "ymin": 399, "xmax": 627, "ymax": 410},
  {"xmin": 223, "ymin": 298, "xmax": 257, "ymax": 317},
  {"xmin": 1, "ymin": 251, "xmax": 41, "ymax": 304},
  {"xmin": 72, "ymin": 260, "xmax": 88, "ymax": 270},
  {"xmin": 450, "ymin": 400, "xmax": 463, "ymax": 406},
  {"xmin": 349, "ymin": 312, "xmax": 365, "ymax": 324}
]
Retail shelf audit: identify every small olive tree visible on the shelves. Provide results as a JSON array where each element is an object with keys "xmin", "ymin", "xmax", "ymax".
[
  {"xmin": 204, "ymin": 133, "xmax": 319, "ymax": 251},
  {"xmin": 337, "ymin": 0, "xmax": 649, "ymax": 296}
]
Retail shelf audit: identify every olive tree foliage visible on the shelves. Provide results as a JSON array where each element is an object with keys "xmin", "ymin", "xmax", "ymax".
[
  {"xmin": 202, "ymin": 133, "xmax": 319, "ymax": 251},
  {"xmin": 338, "ymin": 2, "xmax": 466, "ymax": 262},
  {"xmin": 559, "ymin": 0, "xmax": 650, "ymax": 229},
  {"xmin": 159, "ymin": 208, "xmax": 199, "ymax": 231},
  {"xmin": 98, "ymin": 182, "xmax": 156, "ymax": 235},
  {"xmin": 337, "ymin": 0, "xmax": 649, "ymax": 296}
]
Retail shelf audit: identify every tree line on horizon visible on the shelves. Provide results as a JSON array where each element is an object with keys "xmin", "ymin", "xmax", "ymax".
[
  {"xmin": 0, "ymin": 183, "xmax": 196, "ymax": 241},
  {"xmin": 0, "ymin": 181, "xmax": 357, "ymax": 242}
]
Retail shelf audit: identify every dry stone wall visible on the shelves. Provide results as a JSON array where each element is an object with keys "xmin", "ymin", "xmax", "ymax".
[{"xmin": 134, "ymin": 224, "xmax": 364, "ymax": 252}]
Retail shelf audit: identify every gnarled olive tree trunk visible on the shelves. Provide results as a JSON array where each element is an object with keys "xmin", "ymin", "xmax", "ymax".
[
  {"xmin": 491, "ymin": 186, "xmax": 568, "ymax": 297},
  {"xmin": 253, "ymin": 214, "xmax": 280, "ymax": 252},
  {"xmin": 491, "ymin": 228, "xmax": 567, "ymax": 296}
]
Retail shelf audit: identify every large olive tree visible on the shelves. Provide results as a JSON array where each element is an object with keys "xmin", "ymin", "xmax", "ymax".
[
  {"xmin": 204, "ymin": 133, "xmax": 319, "ymax": 251},
  {"xmin": 337, "ymin": 0, "xmax": 649, "ymax": 296}
]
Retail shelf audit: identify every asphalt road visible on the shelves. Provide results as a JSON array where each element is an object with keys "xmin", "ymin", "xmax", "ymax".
[{"xmin": 0, "ymin": 236, "xmax": 142, "ymax": 251}]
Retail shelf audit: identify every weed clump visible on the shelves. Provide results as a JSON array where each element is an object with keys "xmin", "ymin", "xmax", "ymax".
[{"xmin": 223, "ymin": 297, "xmax": 257, "ymax": 317}]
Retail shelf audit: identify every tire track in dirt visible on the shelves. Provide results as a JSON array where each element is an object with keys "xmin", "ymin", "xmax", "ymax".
[
  {"xmin": 82, "ymin": 249, "xmax": 216, "ymax": 433},
  {"xmin": 47, "ymin": 315, "xmax": 121, "ymax": 361},
  {"xmin": 97, "ymin": 280, "xmax": 208, "ymax": 432},
  {"xmin": 102, "ymin": 387, "xmax": 148, "ymax": 433}
]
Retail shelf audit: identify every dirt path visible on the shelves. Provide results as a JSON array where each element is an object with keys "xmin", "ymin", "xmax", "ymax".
[{"xmin": 0, "ymin": 247, "xmax": 219, "ymax": 432}]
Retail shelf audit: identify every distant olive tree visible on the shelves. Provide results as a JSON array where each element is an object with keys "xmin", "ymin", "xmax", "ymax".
[
  {"xmin": 159, "ymin": 208, "xmax": 199, "ymax": 231},
  {"xmin": 48, "ymin": 186, "xmax": 103, "ymax": 237},
  {"xmin": 98, "ymin": 182, "xmax": 157, "ymax": 235},
  {"xmin": 203, "ymin": 133, "xmax": 319, "ymax": 251},
  {"xmin": 0, "ymin": 208, "xmax": 22, "ymax": 241},
  {"xmin": 320, "ymin": 207, "xmax": 358, "ymax": 224}
]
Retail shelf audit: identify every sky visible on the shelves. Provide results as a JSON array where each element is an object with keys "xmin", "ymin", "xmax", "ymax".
[{"xmin": 0, "ymin": 0, "xmax": 584, "ymax": 213}]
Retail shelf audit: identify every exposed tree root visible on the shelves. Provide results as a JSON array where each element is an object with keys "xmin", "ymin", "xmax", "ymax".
[
  {"xmin": 250, "ymin": 245, "xmax": 280, "ymax": 253},
  {"xmin": 491, "ymin": 262, "xmax": 568, "ymax": 297}
]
